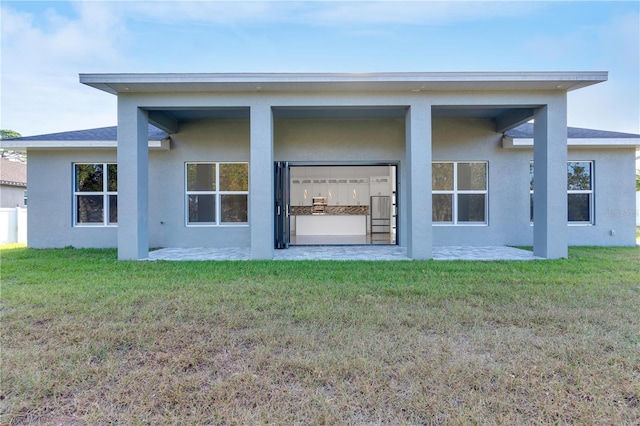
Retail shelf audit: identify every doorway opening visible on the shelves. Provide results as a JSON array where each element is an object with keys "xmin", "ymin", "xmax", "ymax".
[{"xmin": 276, "ymin": 163, "xmax": 398, "ymax": 247}]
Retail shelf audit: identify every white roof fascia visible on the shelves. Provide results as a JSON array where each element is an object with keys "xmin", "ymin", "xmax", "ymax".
[
  {"xmin": 79, "ymin": 71, "xmax": 609, "ymax": 95},
  {"xmin": 0, "ymin": 139, "xmax": 170, "ymax": 152},
  {"xmin": 502, "ymin": 137, "xmax": 640, "ymax": 149}
]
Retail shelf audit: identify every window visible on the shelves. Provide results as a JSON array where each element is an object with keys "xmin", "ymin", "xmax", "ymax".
[
  {"xmin": 74, "ymin": 163, "xmax": 117, "ymax": 226},
  {"xmin": 432, "ymin": 162, "xmax": 487, "ymax": 224},
  {"xmin": 186, "ymin": 162, "xmax": 248, "ymax": 225},
  {"xmin": 530, "ymin": 161, "xmax": 594, "ymax": 224}
]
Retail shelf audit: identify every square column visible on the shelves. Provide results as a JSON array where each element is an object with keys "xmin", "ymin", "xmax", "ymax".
[
  {"xmin": 533, "ymin": 99, "xmax": 568, "ymax": 259},
  {"xmin": 405, "ymin": 102, "xmax": 433, "ymax": 259},
  {"xmin": 117, "ymin": 97, "xmax": 149, "ymax": 260},
  {"xmin": 250, "ymin": 103, "xmax": 274, "ymax": 260}
]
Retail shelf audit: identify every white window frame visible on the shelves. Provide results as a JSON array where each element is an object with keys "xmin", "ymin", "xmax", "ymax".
[
  {"xmin": 530, "ymin": 161, "xmax": 594, "ymax": 225},
  {"xmin": 432, "ymin": 161, "xmax": 488, "ymax": 226},
  {"xmin": 185, "ymin": 162, "xmax": 249, "ymax": 227},
  {"xmin": 567, "ymin": 161, "xmax": 594, "ymax": 225},
  {"xmin": 73, "ymin": 163, "xmax": 117, "ymax": 227}
]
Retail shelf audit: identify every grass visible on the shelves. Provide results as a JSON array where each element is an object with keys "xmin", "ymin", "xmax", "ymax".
[{"xmin": 1, "ymin": 246, "xmax": 639, "ymax": 425}]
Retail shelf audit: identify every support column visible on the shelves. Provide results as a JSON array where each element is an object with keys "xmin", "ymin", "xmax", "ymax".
[
  {"xmin": 405, "ymin": 102, "xmax": 433, "ymax": 259},
  {"xmin": 533, "ymin": 98, "xmax": 568, "ymax": 259},
  {"xmin": 117, "ymin": 97, "xmax": 149, "ymax": 260},
  {"xmin": 250, "ymin": 103, "xmax": 274, "ymax": 259}
]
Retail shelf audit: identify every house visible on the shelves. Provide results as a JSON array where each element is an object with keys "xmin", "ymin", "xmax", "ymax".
[
  {"xmin": 1, "ymin": 72, "xmax": 638, "ymax": 260},
  {"xmin": 0, "ymin": 158, "xmax": 27, "ymax": 208},
  {"xmin": 637, "ymin": 149, "xmax": 640, "ymax": 227}
]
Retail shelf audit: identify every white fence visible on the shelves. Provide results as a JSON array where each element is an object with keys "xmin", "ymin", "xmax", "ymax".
[
  {"xmin": 0, "ymin": 207, "xmax": 27, "ymax": 244},
  {"xmin": 637, "ymin": 192, "xmax": 640, "ymax": 226}
]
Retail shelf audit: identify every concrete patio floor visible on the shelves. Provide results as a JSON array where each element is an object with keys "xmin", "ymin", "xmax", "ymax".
[{"xmin": 148, "ymin": 245, "xmax": 541, "ymax": 261}]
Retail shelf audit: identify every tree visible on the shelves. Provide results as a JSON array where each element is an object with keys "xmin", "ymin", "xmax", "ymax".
[
  {"xmin": 0, "ymin": 129, "xmax": 26, "ymax": 163},
  {"xmin": 636, "ymin": 169, "xmax": 640, "ymax": 191},
  {"xmin": 1, "ymin": 130, "xmax": 21, "ymax": 139}
]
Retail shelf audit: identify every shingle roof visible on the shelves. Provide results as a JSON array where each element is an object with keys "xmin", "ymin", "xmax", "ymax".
[
  {"xmin": 8, "ymin": 124, "xmax": 167, "ymax": 141},
  {"xmin": 4, "ymin": 122, "xmax": 638, "ymax": 144},
  {"xmin": 505, "ymin": 122, "xmax": 640, "ymax": 139},
  {"xmin": 0, "ymin": 158, "xmax": 27, "ymax": 186}
]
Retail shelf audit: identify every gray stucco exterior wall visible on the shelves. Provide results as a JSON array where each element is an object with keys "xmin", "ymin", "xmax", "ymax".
[
  {"xmin": 27, "ymin": 149, "xmax": 118, "ymax": 248},
  {"xmin": 0, "ymin": 185, "xmax": 26, "ymax": 208},
  {"xmin": 26, "ymin": 117, "xmax": 637, "ymax": 250}
]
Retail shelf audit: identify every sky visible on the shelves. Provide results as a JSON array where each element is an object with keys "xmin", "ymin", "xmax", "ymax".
[{"xmin": 1, "ymin": 0, "xmax": 639, "ymax": 137}]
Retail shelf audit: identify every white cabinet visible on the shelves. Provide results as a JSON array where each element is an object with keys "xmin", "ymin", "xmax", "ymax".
[
  {"xmin": 312, "ymin": 179, "xmax": 327, "ymax": 198},
  {"xmin": 337, "ymin": 179, "xmax": 349, "ymax": 205},
  {"xmin": 347, "ymin": 179, "xmax": 360, "ymax": 205},
  {"xmin": 327, "ymin": 179, "xmax": 339, "ymax": 205},
  {"xmin": 292, "ymin": 176, "xmax": 392, "ymax": 207},
  {"xmin": 356, "ymin": 178, "xmax": 370, "ymax": 206},
  {"xmin": 291, "ymin": 179, "xmax": 312, "ymax": 206},
  {"xmin": 370, "ymin": 176, "xmax": 391, "ymax": 196}
]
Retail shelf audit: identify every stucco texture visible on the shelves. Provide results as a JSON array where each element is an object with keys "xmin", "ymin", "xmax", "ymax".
[{"xmin": 26, "ymin": 118, "xmax": 637, "ymax": 249}]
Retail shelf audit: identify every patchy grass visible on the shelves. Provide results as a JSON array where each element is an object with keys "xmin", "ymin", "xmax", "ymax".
[
  {"xmin": 0, "ymin": 243, "xmax": 25, "ymax": 250},
  {"xmin": 1, "ymin": 246, "xmax": 639, "ymax": 425}
]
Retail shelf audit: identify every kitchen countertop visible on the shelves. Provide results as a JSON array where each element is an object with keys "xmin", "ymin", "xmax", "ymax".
[{"xmin": 290, "ymin": 205, "xmax": 369, "ymax": 216}]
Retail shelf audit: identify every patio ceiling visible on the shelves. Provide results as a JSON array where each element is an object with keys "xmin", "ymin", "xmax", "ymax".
[
  {"xmin": 146, "ymin": 105, "xmax": 536, "ymax": 134},
  {"xmin": 81, "ymin": 72, "xmax": 606, "ymax": 133}
]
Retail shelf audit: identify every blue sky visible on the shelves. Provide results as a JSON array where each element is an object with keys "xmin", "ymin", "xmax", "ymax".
[{"xmin": 1, "ymin": 1, "xmax": 638, "ymax": 136}]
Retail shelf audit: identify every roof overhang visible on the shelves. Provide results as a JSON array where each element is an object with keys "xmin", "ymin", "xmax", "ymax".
[
  {"xmin": 0, "ymin": 180, "xmax": 27, "ymax": 187},
  {"xmin": 502, "ymin": 137, "xmax": 640, "ymax": 149},
  {"xmin": 0, "ymin": 139, "xmax": 170, "ymax": 152},
  {"xmin": 80, "ymin": 71, "xmax": 608, "ymax": 95}
]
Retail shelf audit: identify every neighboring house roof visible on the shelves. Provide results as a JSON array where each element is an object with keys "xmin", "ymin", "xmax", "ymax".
[
  {"xmin": 0, "ymin": 124, "xmax": 170, "ymax": 151},
  {"xmin": 0, "ymin": 158, "xmax": 27, "ymax": 187}
]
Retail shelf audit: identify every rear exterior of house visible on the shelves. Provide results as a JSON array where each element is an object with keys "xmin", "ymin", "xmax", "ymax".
[{"xmin": 3, "ymin": 72, "xmax": 638, "ymax": 259}]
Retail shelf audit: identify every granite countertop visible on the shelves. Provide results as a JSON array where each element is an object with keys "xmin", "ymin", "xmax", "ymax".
[{"xmin": 290, "ymin": 205, "xmax": 369, "ymax": 216}]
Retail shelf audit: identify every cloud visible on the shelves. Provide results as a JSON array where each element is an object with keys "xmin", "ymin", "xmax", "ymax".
[
  {"xmin": 1, "ymin": 1, "xmax": 637, "ymax": 135},
  {"xmin": 121, "ymin": 1, "xmax": 283, "ymax": 25},
  {"xmin": 116, "ymin": 0, "xmax": 542, "ymax": 27},
  {"xmin": 1, "ymin": 3, "xmax": 128, "ymax": 135},
  {"xmin": 298, "ymin": 1, "xmax": 542, "ymax": 26},
  {"xmin": 539, "ymin": 9, "xmax": 640, "ymax": 133}
]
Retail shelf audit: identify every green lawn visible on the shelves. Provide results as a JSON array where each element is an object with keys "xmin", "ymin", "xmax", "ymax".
[{"xmin": 1, "ymin": 246, "xmax": 639, "ymax": 425}]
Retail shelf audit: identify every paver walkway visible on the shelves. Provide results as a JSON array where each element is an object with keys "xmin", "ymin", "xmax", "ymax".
[{"xmin": 148, "ymin": 245, "xmax": 540, "ymax": 261}]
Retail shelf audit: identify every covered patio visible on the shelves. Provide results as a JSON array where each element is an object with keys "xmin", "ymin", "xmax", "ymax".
[
  {"xmin": 76, "ymin": 72, "xmax": 609, "ymax": 261},
  {"xmin": 147, "ymin": 245, "xmax": 540, "ymax": 261}
]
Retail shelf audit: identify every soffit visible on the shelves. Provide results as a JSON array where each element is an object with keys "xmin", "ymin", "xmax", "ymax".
[{"xmin": 145, "ymin": 105, "xmax": 533, "ymax": 122}]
